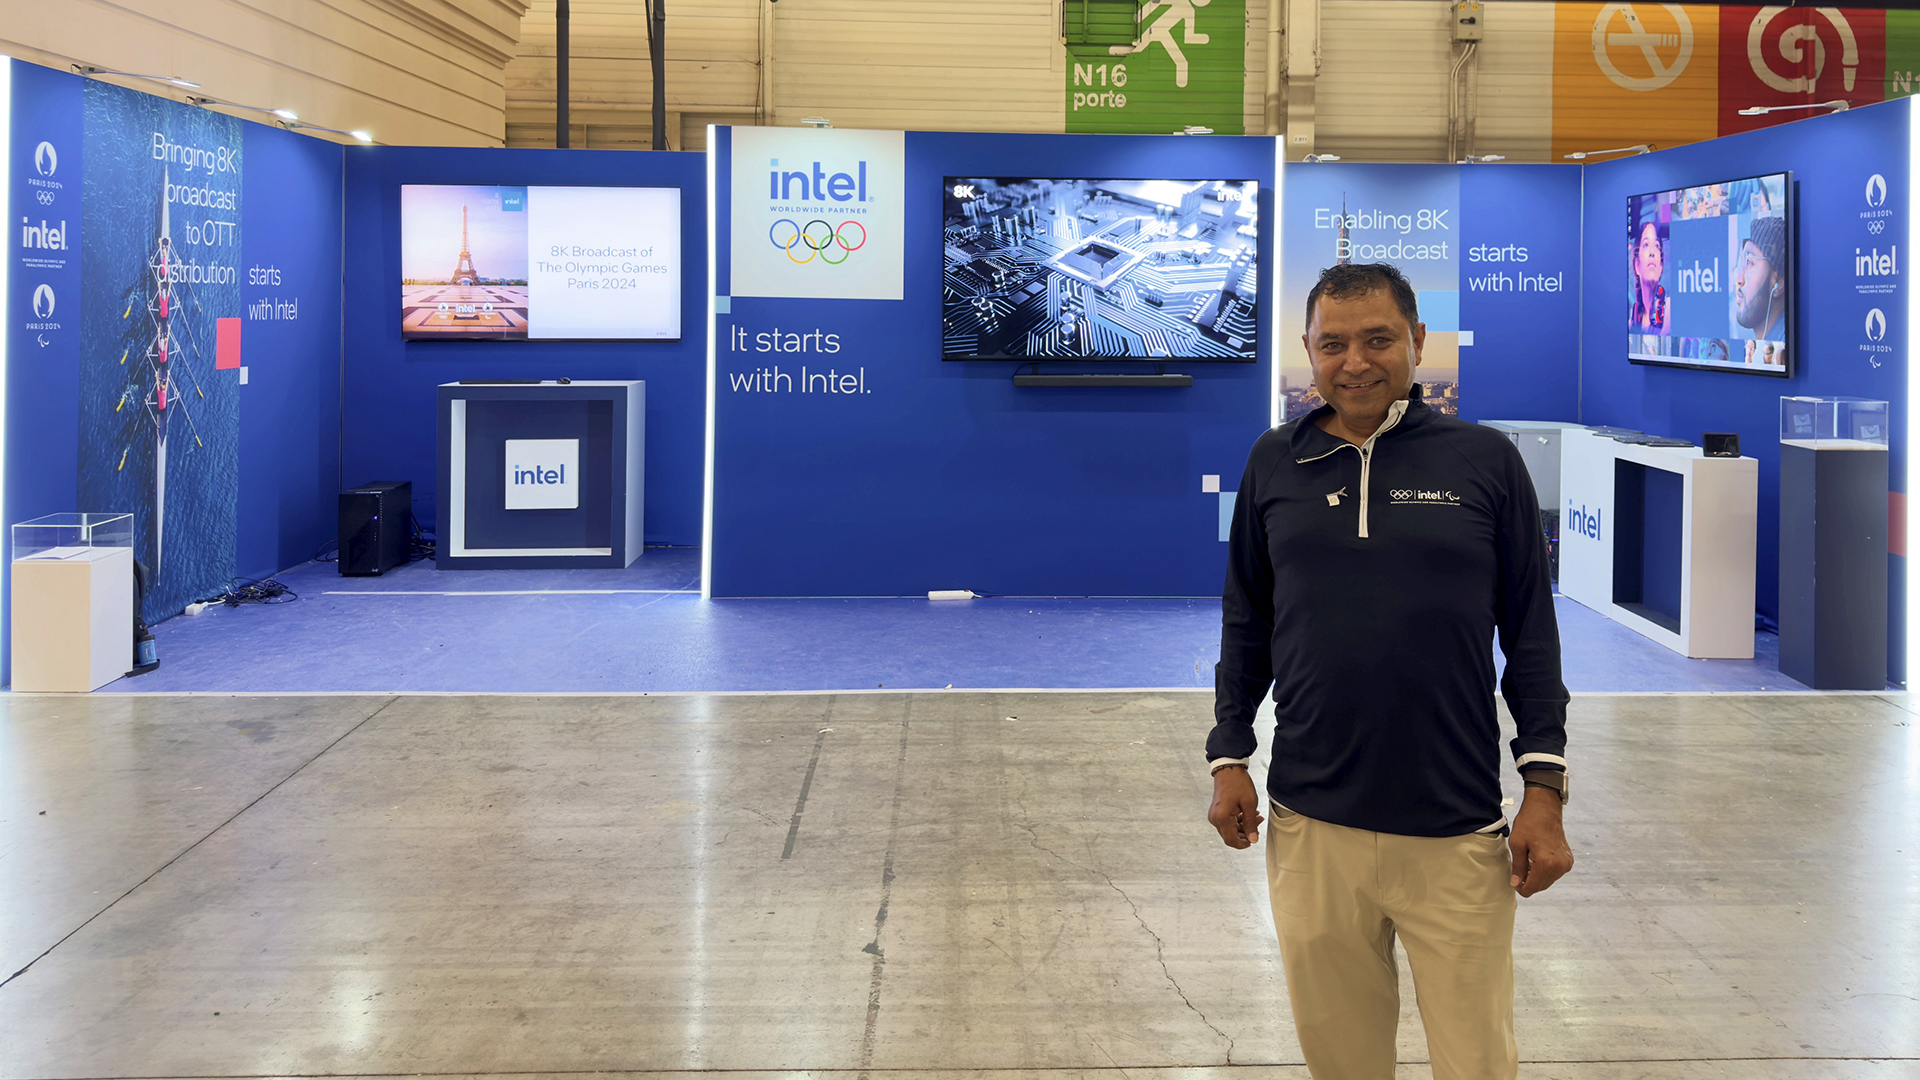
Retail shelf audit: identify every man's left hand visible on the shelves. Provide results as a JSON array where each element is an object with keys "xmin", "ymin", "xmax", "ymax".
[{"xmin": 1508, "ymin": 786, "xmax": 1573, "ymax": 897}]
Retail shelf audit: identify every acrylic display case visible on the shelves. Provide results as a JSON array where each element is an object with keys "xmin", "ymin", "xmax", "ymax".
[
  {"xmin": 10, "ymin": 513, "xmax": 135, "ymax": 692},
  {"xmin": 1779, "ymin": 396, "xmax": 1890, "ymax": 449}
]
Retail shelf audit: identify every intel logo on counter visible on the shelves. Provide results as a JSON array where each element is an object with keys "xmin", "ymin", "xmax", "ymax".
[
  {"xmin": 1567, "ymin": 500, "xmax": 1602, "ymax": 542},
  {"xmin": 504, "ymin": 438, "xmax": 579, "ymax": 510}
]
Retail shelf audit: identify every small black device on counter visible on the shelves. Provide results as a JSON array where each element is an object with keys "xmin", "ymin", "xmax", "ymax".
[
  {"xmin": 339, "ymin": 480, "xmax": 412, "ymax": 576},
  {"xmin": 1703, "ymin": 433, "xmax": 1741, "ymax": 457}
]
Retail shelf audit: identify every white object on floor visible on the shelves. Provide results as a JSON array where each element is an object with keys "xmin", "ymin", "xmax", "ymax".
[
  {"xmin": 11, "ymin": 546, "xmax": 133, "ymax": 692},
  {"xmin": 928, "ymin": 590, "xmax": 977, "ymax": 601}
]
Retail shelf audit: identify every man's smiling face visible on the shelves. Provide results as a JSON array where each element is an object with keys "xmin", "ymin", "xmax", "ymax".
[{"xmin": 1305, "ymin": 287, "xmax": 1424, "ymax": 440}]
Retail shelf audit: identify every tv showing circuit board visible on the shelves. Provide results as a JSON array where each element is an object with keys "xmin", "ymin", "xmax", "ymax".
[{"xmin": 941, "ymin": 177, "xmax": 1259, "ymax": 361}]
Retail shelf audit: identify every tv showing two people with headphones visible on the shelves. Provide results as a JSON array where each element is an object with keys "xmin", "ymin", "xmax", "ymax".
[{"xmin": 1627, "ymin": 172, "xmax": 1790, "ymax": 376}]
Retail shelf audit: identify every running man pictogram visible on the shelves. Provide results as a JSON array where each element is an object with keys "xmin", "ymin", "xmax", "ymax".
[{"xmin": 1111, "ymin": 0, "xmax": 1214, "ymax": 88}]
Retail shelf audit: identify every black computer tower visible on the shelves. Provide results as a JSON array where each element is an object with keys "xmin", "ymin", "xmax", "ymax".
[{"xmin": 339, "ymin": 481, "xmax": 411, "ymax": 576}]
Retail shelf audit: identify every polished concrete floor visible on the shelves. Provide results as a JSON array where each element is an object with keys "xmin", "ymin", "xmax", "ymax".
[{"xmin": 1, "ymin": 691, "xmax": 1915, "ymax": 1079}]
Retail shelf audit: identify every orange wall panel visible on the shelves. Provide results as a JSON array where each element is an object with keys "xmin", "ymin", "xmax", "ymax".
[{"xmin": 1552, "ymin": 3, "xmax": 1721, "ymax": 160}]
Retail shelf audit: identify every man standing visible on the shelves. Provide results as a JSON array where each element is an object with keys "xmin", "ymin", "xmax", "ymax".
[{"xmin": 1207, "ymin": 263, "xmax": 1572, "ymax": 1080}]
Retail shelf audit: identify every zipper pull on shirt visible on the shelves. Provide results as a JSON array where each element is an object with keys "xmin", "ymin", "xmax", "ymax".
[{"xmin": 1326, "ymin": 487, "xmax": 1348, "ymax": 507}]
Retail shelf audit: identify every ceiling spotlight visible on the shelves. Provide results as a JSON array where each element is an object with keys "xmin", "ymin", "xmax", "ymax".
[
  {"xmin": 349, "ymin": 130, "xmax": 373, "ymax": 144},
  {"xmin": 1461, "ymin": 154, "xmax": 1506, "ymax": 163},
  {"xmin": 1562, "ymin": 144, "xmax": 1652, "ymax": 160},
  {"xmin": 801, "ymin": 116, "xmax": 831, "ymax": 128},
  {"xmin": 1302, "ymin": 153, "xmax": 1341, "ymax": 162},
  {"xmin": 1737, "ymin": 100, "xmax": 1849, "ymax": 116},
  {"xmin": 272, "ymin": 108, "xmax": 298, "ymax": 121},
  {"xmin": 1182, "ymin": 126, "xmax": 1214, "ymax": 135}
]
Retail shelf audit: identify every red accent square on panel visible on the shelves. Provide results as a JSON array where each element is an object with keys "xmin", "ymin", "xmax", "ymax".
[
  {"xmin": 216, "ymin": 317, "xmax": 242, "ymax": 370},
  {"xmin": 1892, "ymin": 492, "xmax": 1907, "ymax": 559}
]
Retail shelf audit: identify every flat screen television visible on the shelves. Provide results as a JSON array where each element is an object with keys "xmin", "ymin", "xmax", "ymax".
[
  {"xmin": 400, "ymin": 184, "xmax": 681, "ymax": 341},
  {"xmin": 941, "ymin": 177, "xmax": 1259, "ymax": 361},
  {"xmin": 1626, "ymin": 171, "xmax": 1791, "ymax": 376}
]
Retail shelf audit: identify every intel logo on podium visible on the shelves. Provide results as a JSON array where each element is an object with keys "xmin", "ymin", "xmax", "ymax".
[{"xmin": 504, "ymin": 439, "xmax": 580, "ymax": 510}]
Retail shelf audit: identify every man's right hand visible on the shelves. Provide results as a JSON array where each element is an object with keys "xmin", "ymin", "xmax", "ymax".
[{"xmin": 1207, "ymin": 765, "xmax": 1264, "ymax": 848}]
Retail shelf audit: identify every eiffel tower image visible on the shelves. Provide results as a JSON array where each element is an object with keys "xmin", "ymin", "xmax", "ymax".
[{"xmin": 450, "ymin": 205, "xmax": 480, "ymax": 284}]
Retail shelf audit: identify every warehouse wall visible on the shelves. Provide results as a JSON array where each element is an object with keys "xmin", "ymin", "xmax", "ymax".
[
  {"xmin": 0, "ymin": 0, "xmax": 528, "ymax": 146},
  {"xmin": 503, "ymin": 0, "xmax": 1273, "ymax": 151},
  {"xmin": 11, "ymin": 1, "xmax": 1901, "ymax": 165}
]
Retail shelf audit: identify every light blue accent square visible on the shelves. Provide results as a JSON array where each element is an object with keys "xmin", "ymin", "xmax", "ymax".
[
  {"xmin": 1416, "ymin": 289, "xmax": 1460, "ymax": 332},
  {"xmin": 1219, "ymin": 492, "xmax": 1236, "ymax": 542},
  {"xmin": 714, "ymin": 295, "xmax": 731, "ymax": 314}
]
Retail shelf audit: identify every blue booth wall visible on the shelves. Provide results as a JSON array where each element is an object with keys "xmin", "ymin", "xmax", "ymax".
[
  {"xmin": 340, "ymin": 146, "xmax": 707, "ymax": 547},
  {"xmin": 1578, "ymin": 98, "xmax": 1910, "ymax": 679},
  {"xmin": 1278, "ymin": 161, "xmax": 1584, "ymax": 425},
  {"xmin": 710, "ymin": 129, "xmax": 1279, "ymax": 598},
  {"xmin": 6, "ymin": 60, "xmax": 343, "ymax": 682},
  {"xmin": 1457, "ymin": 164, "xmax": 1585, "ymax": 423}
]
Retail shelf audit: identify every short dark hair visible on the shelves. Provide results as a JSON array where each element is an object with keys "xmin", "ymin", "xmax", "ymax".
[{"xmin": 1305, "ymin": 262, "xmax": 1421, "ymax": 329}]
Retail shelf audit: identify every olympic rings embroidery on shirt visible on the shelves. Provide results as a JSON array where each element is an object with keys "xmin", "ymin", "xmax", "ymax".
[{"xmin": 769, "ymin": 217, "xmax": 868, "ymax": 265}]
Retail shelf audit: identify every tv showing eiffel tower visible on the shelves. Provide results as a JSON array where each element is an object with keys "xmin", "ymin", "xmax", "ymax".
[{"xmin": 400, "ymin": 185, "xmax": 531, "ymax": 339}]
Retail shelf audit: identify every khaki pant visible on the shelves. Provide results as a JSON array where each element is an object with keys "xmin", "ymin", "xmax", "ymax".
[{"xmin": 1265, "ymin": 804, "xmax": 1518, "ymax": 1080}]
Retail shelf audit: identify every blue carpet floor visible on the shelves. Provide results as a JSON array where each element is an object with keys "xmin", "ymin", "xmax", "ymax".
[{"xmin": 85, "ymin": 549, "xmax": 1822, "ymax": 695}]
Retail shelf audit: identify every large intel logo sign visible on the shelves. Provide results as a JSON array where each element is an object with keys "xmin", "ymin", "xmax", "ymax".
[
  {"xmin": 730, "ymin": 127, "xmax": 903, "ymax": 300},
  {"xmin": 504, "ymin": 439, "xmax": 579, "ymax": 510}
]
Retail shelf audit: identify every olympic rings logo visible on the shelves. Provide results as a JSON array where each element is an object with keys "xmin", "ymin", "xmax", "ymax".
[{"xmin": 769, "ymin": 217, "xmax": 867, "ymax": 265}]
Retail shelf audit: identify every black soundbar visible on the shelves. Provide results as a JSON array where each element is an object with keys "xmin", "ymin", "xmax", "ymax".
[{"xmin": 1012, "ymin": 373, "xmax": 1193, "ymax": 388}]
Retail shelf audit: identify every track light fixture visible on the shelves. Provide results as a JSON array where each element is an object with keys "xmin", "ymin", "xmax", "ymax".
[
  {"xmin": 1303, "ymin": 154, "xmax": 1341, "ymax": 162},
  {"xmin": 1737, "ymin": 100, "xmax": 1849, "ymax": 116},
  {"xmin": 75, "ymin": 62, "xmax": 371, "ymax": 143},
  {"xmin": 1562, "ymin": 144, "xmax": 1652, "ymax": 160},
  {"xmin": 72, "ymin": 66, "xmax": 199, "ymax": 89}
]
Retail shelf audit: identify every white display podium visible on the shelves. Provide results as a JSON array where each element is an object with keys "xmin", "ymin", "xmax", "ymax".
[
  {"xmin": 1558, "ymin": 431, "xmax": 1758, "ymax": 658},
  {"xmin": 10, "ymin": 514, "xmax": 135, "ymax": 692}
]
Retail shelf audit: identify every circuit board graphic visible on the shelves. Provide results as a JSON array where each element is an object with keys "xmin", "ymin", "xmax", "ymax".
[{"xmin": 941, "ymin": 178, "xmax": 1258, "ymax": 361}]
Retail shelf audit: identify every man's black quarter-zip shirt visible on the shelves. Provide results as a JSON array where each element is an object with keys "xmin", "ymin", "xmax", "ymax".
[{"xmin": 1207, "ymin": 397, "xmax": 1570, "ymax": 838}]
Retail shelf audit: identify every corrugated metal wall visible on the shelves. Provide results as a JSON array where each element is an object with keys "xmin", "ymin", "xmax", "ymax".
[
  {"xmin": 1, "ymin": 0, "xmax": 1567, "ymax": 159},
  {"xmin": 1315, "ymin": 0, "xmax": 1555, "ymax": 163},
  {"xmin": 1470, "ymin": 1, "xmax": 1555, "ymax": 161},
  {"xmin": 505, "ymin": 0, "xmax": 761, "ymax": 151},
  {"xmin": 1318, "ymin": 1, "xmax": 1453, "ymax": 161},
  {"xmin": 0, "ymin": 0, "xmax": 528, "ymax": 146},
  {"xmin": 771, "ymin": 0, "xmax": 1063, "ymax": 133},
  {"xmin": 503, "ymin": 1, "xmax": 1275, "ymax": 149}
]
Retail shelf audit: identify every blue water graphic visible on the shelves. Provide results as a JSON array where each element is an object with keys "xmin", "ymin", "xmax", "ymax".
[{"xmin": 78, "ymin": 83, "xmax": 241, "ymax": 619}]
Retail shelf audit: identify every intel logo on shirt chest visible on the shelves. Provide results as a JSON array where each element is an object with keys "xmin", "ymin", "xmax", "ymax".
[{"xmin": 505, "ymin": 439, "xmax": 580, "ymax": 510}]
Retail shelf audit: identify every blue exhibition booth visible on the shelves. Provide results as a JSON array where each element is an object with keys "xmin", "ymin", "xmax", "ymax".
[{"xmin": 3, "ymin": 56, "xmax": 1913, "ymax": 689}]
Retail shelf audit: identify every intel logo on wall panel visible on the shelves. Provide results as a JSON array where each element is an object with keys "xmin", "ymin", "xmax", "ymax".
[
  {"xmin": 504, "ymin": 439, "xmax": 579, "ymax": 510},
  {"xmin": 729, "ymin": 127, "xmax": 905, "ymax": 301}
]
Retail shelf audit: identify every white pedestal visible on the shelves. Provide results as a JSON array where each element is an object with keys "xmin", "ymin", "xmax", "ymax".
[
  {"xmin": 11, "ymin": 546, "xmax": 133, "ymax": 692},
  {"xmin": 1559, "ymin": 431, "xmax": 1758, "ymax": 659}
]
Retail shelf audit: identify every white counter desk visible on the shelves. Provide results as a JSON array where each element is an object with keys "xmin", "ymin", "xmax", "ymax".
[{"xmin": 1558, "ymin": 430, "xmax": 1758, "ymax": 659}]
